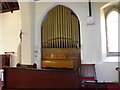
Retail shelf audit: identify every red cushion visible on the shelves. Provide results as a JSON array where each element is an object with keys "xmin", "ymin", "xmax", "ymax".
[
  {"xmin": 80, "ymin": 77, "xmax": 96, "ymax": 81},
  {"xmin": 107, "ymin": 84, "xmax": 120, "ymax": 88}
]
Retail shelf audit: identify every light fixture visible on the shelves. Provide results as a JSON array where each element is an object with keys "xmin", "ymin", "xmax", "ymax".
[{"xmin": 87, "ymin": 0, "xmax": 95, "ymax": 25}]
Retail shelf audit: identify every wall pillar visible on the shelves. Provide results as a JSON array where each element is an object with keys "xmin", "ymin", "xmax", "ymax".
[{"xmin": 19, "ymin": 2, "xmax": 35, "ymax": 64}]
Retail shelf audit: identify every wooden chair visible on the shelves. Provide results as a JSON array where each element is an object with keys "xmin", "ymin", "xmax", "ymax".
[
  {"xmin": 16, "ymin": 63, "xmax": 37, "ymax": 68},
  {"xmin": 79, "ymin": 64, "xmax": 98, "ymax": 88}
]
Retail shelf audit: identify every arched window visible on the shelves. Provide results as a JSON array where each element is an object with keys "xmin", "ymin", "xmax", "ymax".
[
  {"xmin": 101, "ymin": 2, "xmax": 119, "ymax": 62},
  {"xmin": 106, "ymin": 10, "xmax": 119, "ymax": 56}
]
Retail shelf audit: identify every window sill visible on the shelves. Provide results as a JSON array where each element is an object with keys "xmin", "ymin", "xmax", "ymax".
[
  {"xmin": 102, "ymin": 56, "xmax": 119, "ymax": 62},
  {"xmin": 107, "ymin": 52, "xmax": 120, "ymax": 56}
]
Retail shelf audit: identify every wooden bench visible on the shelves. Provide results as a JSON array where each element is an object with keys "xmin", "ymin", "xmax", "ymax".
[{"xmin": 2, "ymin": 67, "xmax": 79, "ymax": 89}]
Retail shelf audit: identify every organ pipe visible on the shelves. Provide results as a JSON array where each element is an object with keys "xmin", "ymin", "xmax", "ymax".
[{"xmin": 42, "ymin": 5, "xmax": 80, "ymax": 48}]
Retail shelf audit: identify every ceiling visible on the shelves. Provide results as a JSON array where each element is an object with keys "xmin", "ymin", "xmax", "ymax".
[{"xmin": 0, "ymin": 0, "xmax": 19, "ymax": 13}]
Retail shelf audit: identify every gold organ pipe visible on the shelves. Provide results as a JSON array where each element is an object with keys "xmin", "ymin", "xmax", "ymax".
[
  {"xmin": 68, "ymin": 9, "xmax": 71, "ymax": 48},
  {"xmin": 43, "ymin": 21, "xmax": 46, "ymax": 48},
  {"xmin": 64, "ymin": 7, "xmax": 67, "ymax": 48},
  {"xmin": 54, "ymin": 7, "xmax": 56, "ymax": 48},
  {"xmin": 69, "ymin": 9, "xmax": 72, "ymax": 48},
  {"xmin": 51, "ymin": 9, "xmax": 53, "ymax": 48},
  {"xmin": 58, "ymin": 6, "xmax": 61, "ymax": 48},
  {"xmin": 56, "ymin": 6, "xmax": 58, "ymax": 48},
  {"xmin": 44, "ymin": 19, "xmax": 47, "ymax": 48},
  {"xmin": 67, "ymin": 8, "xmax": 69, "ymax": 48},
  {"xmin": 75, "ymin": 17, "xmax": 78, "ymax": 47},
  {"xmin": 55, "ymin": 7, "xmax": 57, "ymax": 48},
  {"xmin": 42, "ymin": 5, "xmax": 80, "ymax": 48},
  {"xmin": 51, "ymin": 11, "xmax": 53, "ymax": 48},
  {"xmin": 44, "ymin": 20, "xmax": 48, "ymax": 47},
  {"xmin": 73, "ymin": 16, "xmax": 76, "ymax": 47},
  {"xmin": 71, "ymin": 15, "xmax": 73, "ymax": 47},
  {"xmin": 59, "ymin": 5, "xmax": 61, "ymax": 48},
  {"xmin": 71, "ymin": 15, "xmax": 72, "ymax": 48},
  {"xmin": 56, "ymin": 6, "xmax": 59, "ymax": 48},
  {"xmin": 76, "ymin": 18, "xmax": 78, "ymax": 47},
  {"xmin": 76, "ymin": 19, "xmax": 79, "ymax": 46},
  {"xmin": 47, "ymin": 18, "xmax": 49, "ymax": 47},
  {"xmin": 62, "ymin": 6, "xmax": 64, "ymax": 48},
  {"xmin": 44, "ymin": 19, "xmax": 48, "ymax": 47},
  {"xmin": 75, "ymin": 17, "xmax": 77, "ymax": 47},
  {"xmin": 72, "ymin": 15, "xmax": 74, "ymax": 48},
  {"xmin": 52, "ymin": 7, "xmax": 55, "ymax": 48},
  {"xmin": 53, "ymin": 9, "xmax": 55, "ymax": 48},
  {"xmin": 47, "ymin": 14, "xmax": 50, "ymax": 47},
  {"xmin": 60, "ymin": 5, "xmax": 63, "ymax": 48},
  {"xmin": 47, "ymin": 12, "xmax": 50, "ymax": 47},
  {"xmin": 59, "ymin": 5, "xmax": 62, "ymax": 48},
  {"xmin": 42, "ymin": 20, "xmax": 46, "ymax": 47},
  {"xmin": 73, "ymin": 16, "xmax": 75, "ymax": 47},
  {"xmin": 42, "ymin": 22, "xmax": 45, "ymax": 48},
  {"xmin": 63, "ymin": 6, "xmax": 65, "ymax": 48},
  {"xmin": 46, "ymin": 18, "xmax": 48, "ymax": 47},
  {"xmin": 66, "ymin": 8, "xmax": 68, "ymax": 48},
  {"xmin": 42, "ymin": 22, "xmax": 44, "ymax": 47},
  {"xmin": 70, "ymin": 15, "xmax": 72, "ymax": 48},
  {"xmin": 60, "ymin": 6, "xmax": 62, "ymax": 48},
  {"xmin": 50, "ymin": 10, "xmax": 53, "ymax": 48},
  {"xmin": 54, "ymin": 6, "xmax": 56, "ymax": 48},
  {"xmin": 48, "ymin": 11, "xmax": 51, "ymax": 48}
]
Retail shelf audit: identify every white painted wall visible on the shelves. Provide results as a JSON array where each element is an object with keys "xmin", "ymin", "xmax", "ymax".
[
  {"xmin": 34, "ymin": 2, "xmax": 118, "ymax": 82},
  {"xmin": 0, "ymin": 15, "xmax": 3, "ymax": 53},
  {"xmin": 0, "ymin": 11, "xmax": 22, "ymax": 66}
]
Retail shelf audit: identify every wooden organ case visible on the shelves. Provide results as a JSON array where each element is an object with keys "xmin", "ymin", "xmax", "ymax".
[
  {"xmin": 41, "ymin": 5, "xmax": 81, "ymax": 70},
  {"xmin": 42, "ymin": 48, "xmax": 80, "ymax": 70}
]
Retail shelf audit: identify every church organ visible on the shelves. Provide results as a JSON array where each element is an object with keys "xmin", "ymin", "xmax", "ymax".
[{"xmin": 41, "ymin": 5, "xmax": 81, "ymax": 70}]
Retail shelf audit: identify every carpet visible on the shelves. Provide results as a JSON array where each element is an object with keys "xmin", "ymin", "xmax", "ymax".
[
  {"xmin": 0, "ymin": 82, "xmax": 120, "ymax": 90},
  {"xmin": 80, "ymin": 83, "xmax": 120, "ymax": 90},
  {"xmin": 107, "ymin": 83, "xmax": 120, "ymax": 90},
  {"xmin": 80, "ymin": 83, "xmax": 107, "ymax": 90}
]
